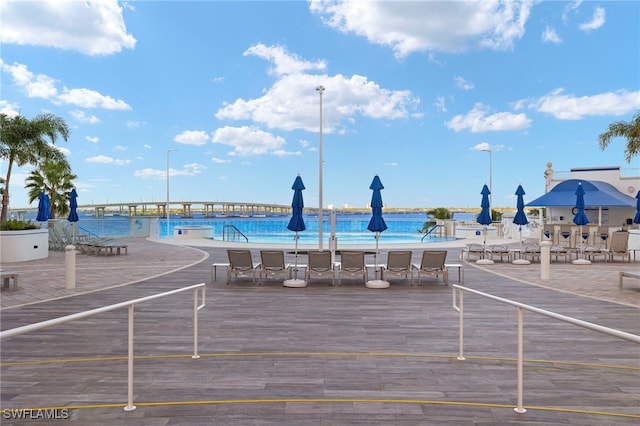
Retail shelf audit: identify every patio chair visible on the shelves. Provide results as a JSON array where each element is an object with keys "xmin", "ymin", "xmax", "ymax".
[
  {"xmin": 305, "ymin": 250, "xmax": 335, "ymax": 286},
  {"xmin": 462, "ymin": 243, "xmax": 484, "ymax": 261},
  {"xmin": 522, "ymin": 242, "xmax": 541, "ymax": 263},
  {"xmin": 258, "ymin": 250, "xmax": 290, "ymax": 285},
  {"xmin": 412, "ymin": 250, "xmax": 448, "ymax": 286},
  {"xmin": 558, "ymin": 225, "xmax": 574, "ymax": 249},
  {"xmin": 541, "ymin": 224, "xmax": 555, "ymax": 244},
  {"xmin": 337, "ymin": 250, "xmax": 367, "ymax": 286},
  {"xmin": 381, "ymin": 250, "xmax": 413, "ymax": 285},
  {"xmin": 227, "ymin": 249, "xmax": 258, "ymax": 285},
  {"xmin": 584, "ymin": 226, "xmax": 610, "ymax": 262},
  {"xmin": 608, "ymin": 231, "xmax": 631, "ymax": 262},
  {"xmin": 488, "ymin": 245, "xmax": 511, "ymax": 262}
]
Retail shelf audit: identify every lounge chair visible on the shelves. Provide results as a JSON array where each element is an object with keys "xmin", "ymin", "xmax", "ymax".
[
  {"xmin": 462, "ymin": 243, "xmax": 484, "ymax": 261},
  {"xmin": 227, "ymin": 249, "xmax": 258, "ymax": 285},
  {"xmin": 522, "ymin": 243, "xmax": 541, "ymax": 263},
  {"xmin": 488, "ymin": 245, "xmax": 510, "ymax": 262},
  {"xmin": 258, "ymin": 250, "xmax": 290, "ymax": 285},
  {"xmin": 305, "ymin": 250, "xmax": 335, "ymax": 286},
  {"xmin": 558, "ymin": 225, "xmax": 574, "ymax": 249},
  {"xmin": 608, "ymin": 231, "xmax": 631, "ymax": 262},
  {"xmin": 584, "ymin": 226, "xmax": 609, "ymax": 262},
  {"xmin": 337, "ymin": 250, "xmax": 367, "ymax": 286},
  {"xmin": 381, "ymin": 250, "xmax": 413, "ymax": 285},
  {"xmin": 412, "ymin": 250, "xmax": 448, "ymax": 286},
  {"xmin": 541, "ymin": 224, "xmax": 555, "ymax": 244}
]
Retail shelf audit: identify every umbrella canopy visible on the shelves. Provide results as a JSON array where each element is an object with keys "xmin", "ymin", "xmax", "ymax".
[
  {"xmin": 67, "ymin": 188, "xmax": 79, "ymax": 223},
  {"xmin": 36, "ymin": 191, "xmax": 50, "ymax": 222},
  {"xmin": 573, "ymin": 182, "xmax": 590, "ymax": 226},
  {"xmin": 286, "ymin": 176, "xmax": 306, "ymax": 232},
  {"xmin": 477, "ymin": 184, "xmax": 492, "ymax": 225},
  {"xmin": 367, "ymin": 175, "xmax": 388, "ymax": 233},
  {"xmin": 513, "ymin": 185, "xmax": 529, "ymax": 226},
  {"xmin": 634, "ymin": 191, "xmax": 640, "ymax": 224},
  {"xmin": 526, "ymin": 179, "xmax": 635, "ymax": 207}
]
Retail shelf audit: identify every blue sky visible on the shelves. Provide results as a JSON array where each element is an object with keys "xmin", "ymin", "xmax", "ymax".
[{"xmin": 1, "ymin": 0, "xmax": 639, "ymax": 211}]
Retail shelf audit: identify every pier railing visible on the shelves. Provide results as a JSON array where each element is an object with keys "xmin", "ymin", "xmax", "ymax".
[
  {"xmin": 452, "ymin": 284, "xmax": 640, "ymax": 414},
  {"xmin": 0, "ymin": 283, "xmax": 207, "ymax": 412}
]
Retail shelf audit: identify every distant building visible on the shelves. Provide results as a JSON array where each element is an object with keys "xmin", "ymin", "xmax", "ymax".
[{"xmin": 527, "ymin": 163, "xmax": 639, "ymax": 227}]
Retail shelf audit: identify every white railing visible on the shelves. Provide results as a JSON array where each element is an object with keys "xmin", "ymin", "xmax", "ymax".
[
  {"xmin": 452, "ymin": 284, "xmax": 640, "ymax": 414},
  {"xmin": 0, "ymin": 283, "xmax": 206, "ymax": 412}
]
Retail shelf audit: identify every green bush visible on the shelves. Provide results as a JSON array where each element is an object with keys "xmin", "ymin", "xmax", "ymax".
[{"xmin": 0, "ymin": 220, "xmax": 41, "ymax": 231}]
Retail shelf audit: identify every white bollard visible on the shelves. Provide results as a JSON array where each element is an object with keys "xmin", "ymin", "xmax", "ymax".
[
  {"xmin": 540, "ymin": 241, "xmax": 551, "ymax": 281},
  {"xmin": 65, "ymin": 245, "xmax": 76, "ymax": 289}
]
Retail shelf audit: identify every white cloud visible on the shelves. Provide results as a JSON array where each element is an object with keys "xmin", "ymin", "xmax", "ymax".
[
  {"xmin": 434, "ymin": 96, "xmax": 447, "ymax": 113},
  {"xmin": 0, "ymin": 0, "xmax": 136, "ymax": 55},
  {"xmin": 309, "ymin": 0, "xmax": 533, "ymax": 57},
  {"xmin": 212, "ymin": 126, "xmax": 288, "ymax": 156},
  {"xmin": 126, "ymin": 120, "xmax": 144, "ymax": 128},
  {"xmin": 174, "ymin": 130, "xmax": 210, "ymax": 146},
  {"xmin": 56, "ymin": 88, "xmax": 131, "ymax": 110},
  {"xmin": 529, "ymin": 89, "xmax": 640, "ymax": 120},
  {"xmin": 1, "ymin": 60, "xmax": 131, "ymax": 110},
  {"xmin": 114, "ymin": 145, "xmax": 126, "ymax": 152},
  {"xmin": 542, "ymin": 26, "xmax": 562, "ymax": 44},
  {"xmin": 70, "ymin": 110, "xmax": 101, "ymax": 124},
  {"xmin": 562, "ymin": 1, "xmax": 583, "ymax": 24},
  {"xmin": 0, "ymin": 100, "xmax": 20, "ymax": 116},
  {"xmin": 216, "ymin": 71, "xmax": 418, "ymax": 133},
  {"xmin": 454, "ymin": 76, "xmax": 474, "ymax": 90},
  {"xmin": 579, "ymin": 6, "xmax": 605, "ymax": 31},
  {"xmin": 446, "ymin": 103, "xmax": 531, "ymax": 132},
  {"xmin": 85, "ymin": 136, "xmax": 100, "ymax": 144},
  {"xmin": 143, "ymin": 144, "xmax": 151, "ymax": 149},
  {"xmin": 211, "ymin": 157, "xmax": 231, "ymax": 163},
  {"xmin": 244, "ymin": 43, "xmax": 326, "ymax": 76},
  {"xmin": 85, "ymin": 154, "xmax": 129, "ymax": 165},
  {"xmin": 134, "ymin": 163, "xmax": 206, "ymax": 179},
  {"xmin": 472, "ymin": 142, "xmax": 491, "ymax": 152}
]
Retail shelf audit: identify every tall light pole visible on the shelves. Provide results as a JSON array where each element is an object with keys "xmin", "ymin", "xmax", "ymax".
[
  {"xmin": 166, "ymin": 149, "xmax": 177, "ymax": 237},
  {"xmin": 316, "ymin": 85, "xmax": 325, "ymax": 250},
  {"xmin": 481, "ymin": 146, "xmax": 492, "ymax": 212}
]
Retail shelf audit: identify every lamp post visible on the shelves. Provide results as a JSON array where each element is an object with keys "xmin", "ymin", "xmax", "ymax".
[
  {"xmin": 481, "ymin": 146, "xmax": 493, "ymax": 212},
  {"xmin": 316, "ymin": 85, "xmax": 325, "ymax": 250},
  {"xmin": 166, "ymin": 149, "xmax": 177, "ymax": 238}
]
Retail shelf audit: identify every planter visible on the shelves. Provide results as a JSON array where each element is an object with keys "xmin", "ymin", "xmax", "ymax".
[{"xmin": 0, "ymin": 228, "xmax": 49, "ymax": 263}]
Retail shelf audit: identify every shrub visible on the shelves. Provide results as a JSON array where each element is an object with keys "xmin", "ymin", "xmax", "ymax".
[{"xmin": 0, "ymin": 220, "xmax": 41, "ymax": 231}]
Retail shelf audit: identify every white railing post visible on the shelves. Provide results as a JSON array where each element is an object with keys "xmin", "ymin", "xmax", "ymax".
[
  {"xmin": 515, "ymin": 307, "xmax": 527, "ymax": 414},
  {"xmin": 124, "ymin": 304, "xmax": 136, "ymax": 411},
  {"xmin": 457, "ymin": 289, "xmax": 465, "ymax": 361},
  {"xmin": 192, "ymin": 288, "xmax": 200, "ymax": 359}
]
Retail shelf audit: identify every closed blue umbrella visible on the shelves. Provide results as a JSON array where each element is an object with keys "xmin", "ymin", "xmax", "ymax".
[
  {"xmin": 476, "ymin": 184, "xmax": 492, "ymax": 261},
  {"xmin": 513, "ymin": 185, "xmax": 529, "ymax": 264},
  {"xmin": 286, "ymin": 175, "xmax": 306, "ymax": 283},
  {"xmin": 36, "ymin": 191, "xmax": 50, "ymax": 222},
  {"xmin": 367, "ymin": 175, "xmax": 387, "ymax": 279},
  {"xmin": 67, "ymin": 188, "xmax": 79, "ymax": 223},
  {"xmin": 573, "ymin": 182, "xmax": 590, "ymax": 263},
  {"xmin": 634, "ymin": 190, "xmax": 640, "ymax": 224}
]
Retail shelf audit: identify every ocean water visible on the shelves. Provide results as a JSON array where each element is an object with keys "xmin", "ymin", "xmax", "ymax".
[{"xmin": 18, "ymin": 211, "xmax": 476, "ymax": 244}]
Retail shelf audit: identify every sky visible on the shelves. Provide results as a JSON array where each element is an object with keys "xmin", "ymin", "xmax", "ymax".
[{"xmin": 1, "ymin": 0, "xmax": 639, "ymax": 212}]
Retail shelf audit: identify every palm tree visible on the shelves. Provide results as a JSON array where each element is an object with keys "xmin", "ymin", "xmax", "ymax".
[
  {"xmin": 598, "ymin": 111, "xmax": 640, "ymax": 163},
  {"xmin": 25, "ymin": 159, "xmax": 77, "ymax": 219},
  {"xmin": 0, "ymin": 113, "xmax": 70, "ymax": 223}
]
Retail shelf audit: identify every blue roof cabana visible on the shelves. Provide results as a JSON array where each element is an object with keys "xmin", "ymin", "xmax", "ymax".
[{"xmin": 526, "ymin": 179, "xmax": 636, "ymax": 207}]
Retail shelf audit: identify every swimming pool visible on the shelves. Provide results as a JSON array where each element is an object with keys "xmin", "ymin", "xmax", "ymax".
[{"xmin": 161, "ymin": 213, "xmax": 462, "ymax": 244}]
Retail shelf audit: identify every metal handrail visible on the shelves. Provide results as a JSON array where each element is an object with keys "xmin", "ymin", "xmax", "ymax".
[
  {"xmin": 222, "ymin": 224, "xmax": 249, "ymax": 242},
  {"xmin": 451, "ymin": 284, "xmax": 640, "ymax": 414},
  {"xmin": 0, "ymin": 283, "xmax": 206, "ymax": 412},
  {"xmin": 421, "ymin": 224, "xmax": 444, "ymax": 242}
]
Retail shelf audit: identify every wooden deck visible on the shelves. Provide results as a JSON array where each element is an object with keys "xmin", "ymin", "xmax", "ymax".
[{"xmin": 1, "ymin": 242, "xmax": 639, "ymax": 424}]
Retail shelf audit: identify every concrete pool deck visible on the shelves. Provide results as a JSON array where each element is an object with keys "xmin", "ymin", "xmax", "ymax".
[{"xmin": 1, "ymin": 237, "xmax": 639, "ymax": 424}]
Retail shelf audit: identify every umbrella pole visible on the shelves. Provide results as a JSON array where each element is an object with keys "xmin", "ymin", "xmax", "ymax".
[
  {"xmin": 572, "ymin": 224, "xmax": 591, "ymax": 265},
  {"xmin": 294, "ymin": 232, "xmax": 299, "ymax": 279},
  {"xmin": 375, "ymin": 232, "xmax": 379, "ymax": 278},
  {"xmin": 476, "ymin": 225, "xmax": 494, "ymax": 265}
]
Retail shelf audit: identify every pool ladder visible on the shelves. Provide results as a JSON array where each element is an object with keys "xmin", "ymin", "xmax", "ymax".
[{"xmin": 222, "ymin": 225, "xmax": 249, "ymax": 243}]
